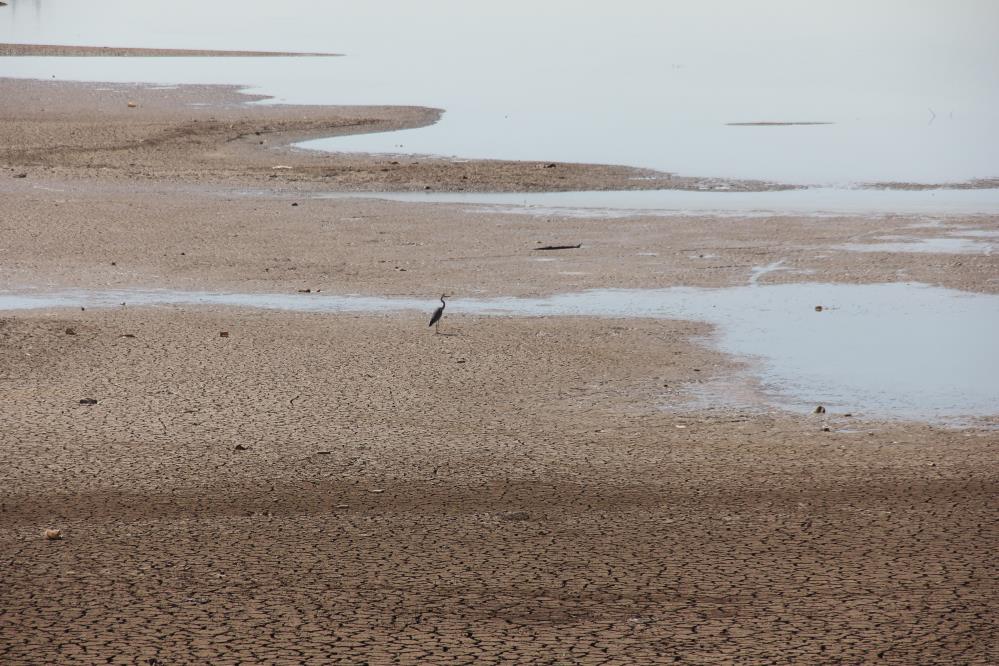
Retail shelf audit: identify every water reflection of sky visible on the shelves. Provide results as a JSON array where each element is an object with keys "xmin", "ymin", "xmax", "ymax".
[
  {"xmin": 2, "ymin": 283, "xmax": 997, "ymax": 422},
  {"xmin": 316, "ymin": 188, "xmax": 999, "ymax": 217},
  {"xmin": 1, "ymin": 0, "xmax": 998, "ymax": 184}
]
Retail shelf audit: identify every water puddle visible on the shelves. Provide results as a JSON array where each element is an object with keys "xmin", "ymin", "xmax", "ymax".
[
  {"xmin": 3, "ymin": 282, "xmax": 997, "ymax": 424},
  {"xmin": 840, "ymin": 237, "xmax": 994, "ymax": 254},
  {"xmin": 317, "ymin": 188, "xmax": 999, "ymax": 218}
]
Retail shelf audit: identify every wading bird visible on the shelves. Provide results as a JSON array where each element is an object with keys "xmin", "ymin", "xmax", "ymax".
[{"xmin": 428, "ymin": 294, "xmax": 446, "ymax": 333}]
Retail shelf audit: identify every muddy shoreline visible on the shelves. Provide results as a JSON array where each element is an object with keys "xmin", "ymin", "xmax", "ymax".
[
  {"xmin": 1, "ymin": 75, "xmax": 997, "ymax": 664},
  {"xmin": 3, "ymin": 77, "xmax": 790, "ymax": 194},
  {"xmin": 0, "ymin": 42, "xmax": 341, "ymax": 57}
]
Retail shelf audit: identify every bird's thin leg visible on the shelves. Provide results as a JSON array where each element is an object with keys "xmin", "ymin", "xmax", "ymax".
[{"xmin": 435, "ymin": 321, "xmax": 440, "ymax": 334}]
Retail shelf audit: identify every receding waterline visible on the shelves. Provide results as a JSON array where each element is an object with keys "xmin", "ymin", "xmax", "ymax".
[
  {"xmin": 316, "ymin": 188, "xmax": 999, "ymax": 217},
  {"xmin": 2, "ymin": 283, "xmax": 997, "ymax": 423}
]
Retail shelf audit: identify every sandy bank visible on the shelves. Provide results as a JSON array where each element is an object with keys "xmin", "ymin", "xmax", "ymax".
[
  {"xmin": 0, "ymin": 42, "xmax": 340, "ymax": 57},
  {"xmin": 0, "ymin": 77, "xmax": 790, "ymax": 193}
]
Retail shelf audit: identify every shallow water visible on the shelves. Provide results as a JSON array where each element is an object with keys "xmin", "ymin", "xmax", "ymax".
[
  {"xmin": 840, "ymin": 238, "xmax": 994, "ymax": 255},
  {"xmin": 2, "ymin": 0, "xmax": 998, "ymax": 185},
  {"xmin": 3, "ymin": 282, "xmax": 997, "ymax": 423},
  {"xmin": 318, "ymin": 188, "xmax": 999, "ymax": 217}
]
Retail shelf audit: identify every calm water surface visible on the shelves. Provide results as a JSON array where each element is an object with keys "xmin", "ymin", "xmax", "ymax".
[
  {"xmin": 2, "ymin": 0, "xmax": 998, "ymax": 185},
  {"xmin": 2, "ymin": 282, "xmax": 997, "ymax": 423},
  {"xmin": 317, "ymin": 188, "xmax": 999, "ymax": 217}
]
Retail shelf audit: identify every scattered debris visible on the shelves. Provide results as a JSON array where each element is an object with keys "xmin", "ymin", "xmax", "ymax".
[
  {"xmin": 14, "ymin": 172, "xmax": 27, "ymax": 178},
  {"xmin": 219, "ymin": 331, "xmax": 229, "ymax": 338},
  {"xmin": 79, "ymin": 398, "xmax": 98, "ymax": 405},
  {"xmin": 822, "ymin": 426, "xmax": 831, "ymax": 432},
  {"xmin": 843, "ymin": 413, "xmax": 853, "ymax": 417},
  {"xmin": 127, "ymin": 101, "xmax": 137, "ymax": 108},
  {"xmin": 334, "ymin": 504, "xmax": 349, "ymax": 510},
  {"xmin": 64, "ymin": 327, "xmax": 76, "ymax": 336},
  {"xmin": 291, "ymin": 202, "xmax": 298, "ymax": 207},
  {"xmin": 814, "ymin": 405, "xmax": 826, "ymax": 414},
  {"xmin": 500, "ymin": 511, "xmax": 531, "ymax": 521},
  {"xmin": 815, "ymin": 305, "xmax": 824, "ymax": 312},
  {"xmin": 541, "ymin": 163, "xmax": 558, "ymax": 168},
  {"xmin": 368, "ymin": 489, "xmax": 385, "ymax": 494},
  {"xmin": 271, "ymin": 165, "xmax": 293, "ymax": 170},
  {"xmin": 316, "ymin": 451, "xmax": 332, "ymax": 455},
  {"xmin": 456, "ymin": 359, "xmax": 467, "ymax": 363},
  {"xmin": 233, "ymin": 444, "xmax": 248, "ymax": 451},
  {"xmin": 44, "ymin": 529, "xmax": 63, "ymax": 540},
  {"xmin": 674, "ymin": 424, "xmax": 687, "ymax": 429},
  {"xmin": 297, "ymin": 288, "xmax": 312, "ymax": 293},
  {"xmin": 534, "ymin": 243, "xmax": 582, "ymax": 251},
  {"xmin": 120, "ymin": 333, "xmax": 136, "ymax": 338}
]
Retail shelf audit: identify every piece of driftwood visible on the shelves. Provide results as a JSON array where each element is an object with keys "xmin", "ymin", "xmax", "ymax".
[{"xmin": 534, "ymin": 243, "xmax": 582, "ymax": 251}]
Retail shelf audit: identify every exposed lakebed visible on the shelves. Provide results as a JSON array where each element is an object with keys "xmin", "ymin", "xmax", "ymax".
[{"xmin": 3, "ymin": 282, "xmax": 996, "ymax": 424}]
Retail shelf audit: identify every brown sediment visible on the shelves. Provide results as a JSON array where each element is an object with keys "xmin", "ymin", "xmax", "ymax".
[
  {"xmin": 0, "ymin": 42, "xmax": 340, "ymax": 57},
  {"xmin": 0, "ymin": 75, "xmax": 997, "ymax": 663},
  {"xmin": 0, "ymin": 77, "xmax": 791, "ymax": 193},
  {"xmin": 726, "ymin": 121, "xmax": 834, "ymax": 126},
  {"xmin": 860, "ymin": 178, "xmax": 999, "ymax": 190}
]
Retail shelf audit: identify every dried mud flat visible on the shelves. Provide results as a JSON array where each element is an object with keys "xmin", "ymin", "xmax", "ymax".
[
  {"xmin": 0, "ymin": 43, "xmax": 341, "ymax": 57},
  {"xmin": 1, "ymin": 76, "xmax": 997, "ymax": 664}
]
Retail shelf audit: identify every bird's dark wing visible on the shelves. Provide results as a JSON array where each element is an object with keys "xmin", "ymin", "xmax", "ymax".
[{"xmin": 429, "ymin": 306, "xmax": 444, "ymax": 327}]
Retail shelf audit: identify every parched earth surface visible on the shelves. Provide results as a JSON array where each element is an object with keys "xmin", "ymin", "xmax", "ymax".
[
  {"xmin": 1, "ymin": 309, "xmax": 995, "ymax": 664},
  {"xmin": 0, "ymin": 76, "xmax": 997, "ymax": 664}
]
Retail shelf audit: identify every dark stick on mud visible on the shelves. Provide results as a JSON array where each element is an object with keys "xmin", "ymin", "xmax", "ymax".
[{"xmin": 534, "ymin": 244, "xmax": 582, "ymax": 251}]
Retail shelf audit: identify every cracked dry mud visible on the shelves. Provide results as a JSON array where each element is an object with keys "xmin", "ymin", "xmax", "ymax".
[
  {"xmin": 1, "ymin": 76, "xmax": 997, "ymax": 664},
  {"xmin": 2, "ymin": 311, "xmax": 995, "ymax": 664}
]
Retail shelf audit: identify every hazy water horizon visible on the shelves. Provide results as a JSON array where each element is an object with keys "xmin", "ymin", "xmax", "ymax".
[{"xmin": 2, "ymin": 0, "xmax": 998, "ymax": 185}]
